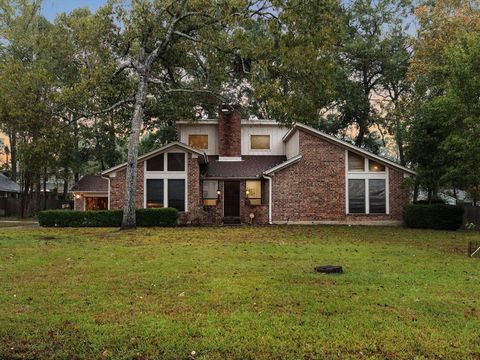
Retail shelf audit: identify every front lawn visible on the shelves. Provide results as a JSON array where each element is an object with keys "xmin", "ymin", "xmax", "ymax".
[{"xmin": 1, "ymin": 226, "xmax": 479, "ymax": 359}]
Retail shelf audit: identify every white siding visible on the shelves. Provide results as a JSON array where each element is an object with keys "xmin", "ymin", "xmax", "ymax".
[
  {"xmin": 285, "ymin": 130, "xmax": 300, "ymax": 159},
  {"xmin": 178, "ymin": 124, "xmax": 218, "ymax": 155},
  {"xmin": 241, "ymin": 125, "xmax": 289, "ymax": 155}
]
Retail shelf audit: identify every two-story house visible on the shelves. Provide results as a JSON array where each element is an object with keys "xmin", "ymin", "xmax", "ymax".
[{"xmin": 71, "ymin": 105, "xmax": 415, "ymax": 225}]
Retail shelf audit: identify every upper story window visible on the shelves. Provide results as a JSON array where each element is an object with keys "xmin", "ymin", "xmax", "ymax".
[
  {"xmin": 146, "ymin": 154, "xmax": 164, "ymax": 171},
  {"xmin": 167, "ymin": 153, "xmax": 185, "ymax": 171},
  {"xmin": 348, "ymin": 152, "xmax": 365, "ymax": 171},
  {"xmin": 348, "ymin": 152, "xmax": 385, "ymax": 172},
  {"xmin": 189, "ymin": 134, "xmax": 208, "ymax": 150},
  {"xmin": 250, "ymin": 135, "xmax": 270, "ymax": 150}
]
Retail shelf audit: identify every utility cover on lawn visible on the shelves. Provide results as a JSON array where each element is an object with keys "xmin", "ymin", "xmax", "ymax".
[{"xmin": 314, "ymin": 265, "xmax": 343, "ymax": 274}]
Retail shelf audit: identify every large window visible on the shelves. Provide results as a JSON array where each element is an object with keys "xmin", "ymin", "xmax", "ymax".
[
  {"xmin": 348, "ymin": 179, "xmax": 366, "ymax": 213},
  {"xmin": 369, "ymin": 179, "xmax": 386, "ymax": 213},
  {"xmin": 167, "ymin": 153, "xmax": 185, "ymax": 171},
  {"xmin": 203, "ymin": 180, "xmax": 218, "ymax": 206},
  {"xmin": 168, "ymin": 179, "xmax": 185, "ymax": 211},
  {"xmin": 146, "ymin": 179, "xmax": 164, "ymax": 208},
  {"xmin": 348, "ymin": 179, "xmax": 386, "ymax": 214},
  {"xmin": 189, "ymin": 135, "xmax": 208, "ymax": 149},
  {"xmin": 246, "ymin": 180, "xmax": 262, "ymax": 205},
  {"xmin": 147, "ymin": 154, "xmax": 164, "ymax": 171},
  {"xmin": 250, "ymin": 135, "xmax": 270, "ymax": 150}
]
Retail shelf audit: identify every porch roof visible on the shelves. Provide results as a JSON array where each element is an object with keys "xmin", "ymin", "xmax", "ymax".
[
  {"xmin": 202, "ymin": 155, "xmax": 287, "ymax": 179},
  {"xmin": 71, "ymin": 175, "xmax": 108, "ymax": 193}
]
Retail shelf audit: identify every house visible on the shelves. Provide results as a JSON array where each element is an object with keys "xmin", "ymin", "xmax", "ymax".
[
  {"xmin": 0, "ymin": 173, "xmax": 19, "ymax": 198},
  {"xmin": 72, "ymin": 106, "xmax": 415, "ymax": 225},
  {"xmin": 71, "ymin": 175, "xmax": 109, "ymax": 211}
]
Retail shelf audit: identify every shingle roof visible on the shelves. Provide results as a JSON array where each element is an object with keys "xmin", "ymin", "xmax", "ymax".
[
  {"xmin": 0, "ymin": 173, "xmax": 19, "ymax": 193},
  {"xmin": 203, "ymin": 156, "xmax": 287, "ymax": 178},
  {"xmin": 71, "ymin": 175, "xmax": 108, "ymax": 193}
]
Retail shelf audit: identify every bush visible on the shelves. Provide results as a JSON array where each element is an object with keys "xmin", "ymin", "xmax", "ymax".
[
  {"xmin": 39, "ymin": 208, "xmax": 178, "ymax": 227},
  {"xmin": 403, "ymin": 204, "xmax": 464, "ymax": 230}
]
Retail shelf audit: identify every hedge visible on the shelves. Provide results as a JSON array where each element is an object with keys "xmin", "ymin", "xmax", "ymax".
[
  {"xmin": 38, "ymin": 208, "xmax": 178, "ymax": 227},
  {"xmin": 403, "ymin": 204, "xmax": 464, "ymax": 230}
]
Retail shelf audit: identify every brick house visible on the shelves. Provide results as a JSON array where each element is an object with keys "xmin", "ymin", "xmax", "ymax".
[{"xmin": 72, "ymin": 106, "xmax": 415, "ymax": 225}]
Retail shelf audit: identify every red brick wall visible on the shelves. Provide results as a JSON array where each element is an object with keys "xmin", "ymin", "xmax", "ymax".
[
  {"xmin": 271, "ymin": 129, "xmax": 410, "ymax": 223},
  {"xmin": 109, "ymin": 162, "xmax": 145, "ymax": 210},
  {"xmin": 218, "ymin": 107, "xmax": 241, "ymax": 157}
]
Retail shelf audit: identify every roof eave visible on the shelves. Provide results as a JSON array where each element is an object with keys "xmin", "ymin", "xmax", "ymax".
[{"xmin": 263, "ymin": 154, "xmax": 303, "ymax": 175}]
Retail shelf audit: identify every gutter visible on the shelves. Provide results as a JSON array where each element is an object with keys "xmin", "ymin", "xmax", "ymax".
[
  {"xmin": 101, "ymin": 175, "xmax": 111, "ymax": 210},
  {"xmin": 263, "ymin": 174, "xmax": 273, "ymax": 225}
]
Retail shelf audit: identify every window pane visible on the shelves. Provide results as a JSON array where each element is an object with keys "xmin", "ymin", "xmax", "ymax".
[
  {"xmin": 369, "ymin": 179, "xmax": 386, "ymax": 213},
  {"xmin": 369, "ymin": 160, "xmax": 385, "ymax": 172},
  {"xmin": 246, "ymin": 180, "xmax": 262, "ymax": 205},
  {"xmin": 189, "ymin": 135, "xmax": 208, "ymax": 149},
  {"xmin": 168, "ymin": 179, "xmax": 185, "ymax": 211},
  {"xmin": 147, "ymin": 179, "xmax": 164, "ymax": 208},
  {"xmin": 203, "ymin": 180, "xmax": 218, "ymax": 206},
  {"xmin": 348, "ymin": 152, "xmax": 365, "ymax": 171},
  {"xmin": 147, "ymin": 154, "xmax": 164, "ymax": 171},
  {"xmin": 348, "ymin": 179, "xmax": 365, "ymax": 213},
  {"xmin": 251, "ymin": 135, "xmax": 270, "ymax": 150},
  {"xmin": 167, "ymin": 153, "xmax": 185, "ymax": 171}
]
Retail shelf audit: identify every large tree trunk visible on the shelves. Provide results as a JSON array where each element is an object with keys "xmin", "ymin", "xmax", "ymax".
[{"xmin": 121, "ymin": 75, "xmax": 149, "ymax": 230}]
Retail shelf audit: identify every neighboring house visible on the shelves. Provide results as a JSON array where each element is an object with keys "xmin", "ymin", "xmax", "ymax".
[
  {"xmin": 72, "ymin": 106, "xmax": 415, "ymax": 225},
  {"xmin": 71, "ymin": 175, "xmax": 109, "ymax": 211},
  {"xmin": 0, "ymin": 173, "xmax": 19, "ymax": 198}
]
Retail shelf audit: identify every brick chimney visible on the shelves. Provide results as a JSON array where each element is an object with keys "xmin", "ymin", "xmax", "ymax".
[{"xmin": 218, "ymin": 105, "xmax": 241, "ymax": 158}]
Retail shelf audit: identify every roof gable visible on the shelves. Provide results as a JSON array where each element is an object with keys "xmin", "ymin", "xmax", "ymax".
[
  {"xmin": 102, "ymin": 142, "xmax": 207, "ymax": 175},
  {"xmin": 0, "ymin": 173, "xmax": 19, "ymax": 193},
  {"xmin": 283, "ymin": 124, "xmax": 416, "ymax": 175}
]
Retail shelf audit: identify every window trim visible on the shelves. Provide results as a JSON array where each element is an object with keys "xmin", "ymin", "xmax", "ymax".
[
  {"xmin": 250, "ymin": 134, "xmax": 271, "ymax": 150},
  {"xmin": 345, "ymin": 150, "xmax": 389, "ymax": 215},
  {"xmin": 188, "ymin": 134, "xmax": 209, "ymax": 150},
  {"xmin": 143, "ymin": 152, "xmax": 188, "ymax": 212},
  {"xmin": 246, "ymin": 180, "xmax": 262, "ymax": 206}
]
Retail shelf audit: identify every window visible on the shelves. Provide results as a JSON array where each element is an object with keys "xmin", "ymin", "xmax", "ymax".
[
  {"xmin": 348, "ymin": 179, "xmax": 387, "ymax": 214},
  {"xmin": 202, "ymin": 180, "xmax": 218, "ymax": 206},
  {"xmin": 251, "ymin": 135, "xmax": 270, "ymax": 150},
  {"xmin": 167, "ymin": 153, "xmax": 185, "ymax": 171},
  {"xmin": 189, "ymin": 135, "xmax": 208, "ymax": 149},
  {"xmin": 348, "ymin": 179, "xmax": 365, "ymax": 213},
  {"xmin": 146, "ymin": 179, "xmax": 164, "ymax": 208},
  {"xmin": 85, "ymin": 197, "xmax": 108, "ymax": 211},
  {"xmin": 369, "ymin": 160, "xmax": 385, "ymax": 172},
  {"xmin": 369, "ymin": 179, "xmax": 386, "ymax": 213},
  {"xmin": 246, "ymin": 180, "xmax": 262, "ymax": 205},
  {"xmin": 168, "ymin": 179, "xmax": 185, "ymax": 211},
  {"xmin": 147, "ymin": 154, "xmax": 164, "ymax": 171},
  {"xmin": 348, "ymin": 152, "xmax": 365, "ymax": 171}
]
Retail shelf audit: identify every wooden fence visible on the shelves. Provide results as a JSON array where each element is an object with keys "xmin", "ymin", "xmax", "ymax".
[
  {"xmin": 0, "ymin": 198, "xmax": 64, "ymax": 217},
  {"xmin": 461, "ymin": 205, "xmax": 480, "ymax": 229}
]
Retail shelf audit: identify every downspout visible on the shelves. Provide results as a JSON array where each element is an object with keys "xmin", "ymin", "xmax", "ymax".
[
  {"xmin": 263, "ymin": 173, "xmax": 273, "ymax": 225},
  {"xmin": 102, "ymin": 175, "xmax": 111, "ymax": 210}
]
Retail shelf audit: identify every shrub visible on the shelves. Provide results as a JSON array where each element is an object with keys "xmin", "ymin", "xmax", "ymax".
[
  {"xmin": 136, "ymin": 208, "xmax": 178, "ymax": 227},
  {"xmin": 403, "ymin": 204, "xmax": 464, "ymax": 230},
  {"xmin": 39, "ymin": 208, "xmax": 178, "ymax": 227}
]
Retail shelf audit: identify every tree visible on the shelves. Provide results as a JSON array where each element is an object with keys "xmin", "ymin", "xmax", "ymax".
[
  {"xmin": 407, "ymin": 0, "xmax": 480, "ymax": 201},
  {"xmin": 89, "ymin": 0, "xmax": 275, "ymax": 229}
]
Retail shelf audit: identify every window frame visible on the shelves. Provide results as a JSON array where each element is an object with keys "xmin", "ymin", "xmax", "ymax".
[
  {"xmin": 246, "ymin": 180, "xmax": 262, "ymax": 206},
  {"xmin": 250, "ymin": 135, "xmax": 271, "ymax": 150},
  {"xmin": 143, "ymin": 152, "xmax": 188, "ymax": 212},
  {"xmin": 188, "ymin": 134, "xmax": 209, "ymax": 150},
  {"xmin": 202, "ymin": 180, "xmax": 218, "ymax": 206},
  {"xmin": 345, "ymin": 150, "xmax": 389, "ymax": 215}
]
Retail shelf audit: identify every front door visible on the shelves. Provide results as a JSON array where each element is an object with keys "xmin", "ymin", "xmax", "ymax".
[{"xmin": 224, "ymin": 181, "xmax": 240, "ymax": 217}]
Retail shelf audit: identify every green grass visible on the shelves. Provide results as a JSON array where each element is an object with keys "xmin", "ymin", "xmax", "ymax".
[{"xmin": 1, "ymin": 226, "xmax": 479, "ymax": 359}]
